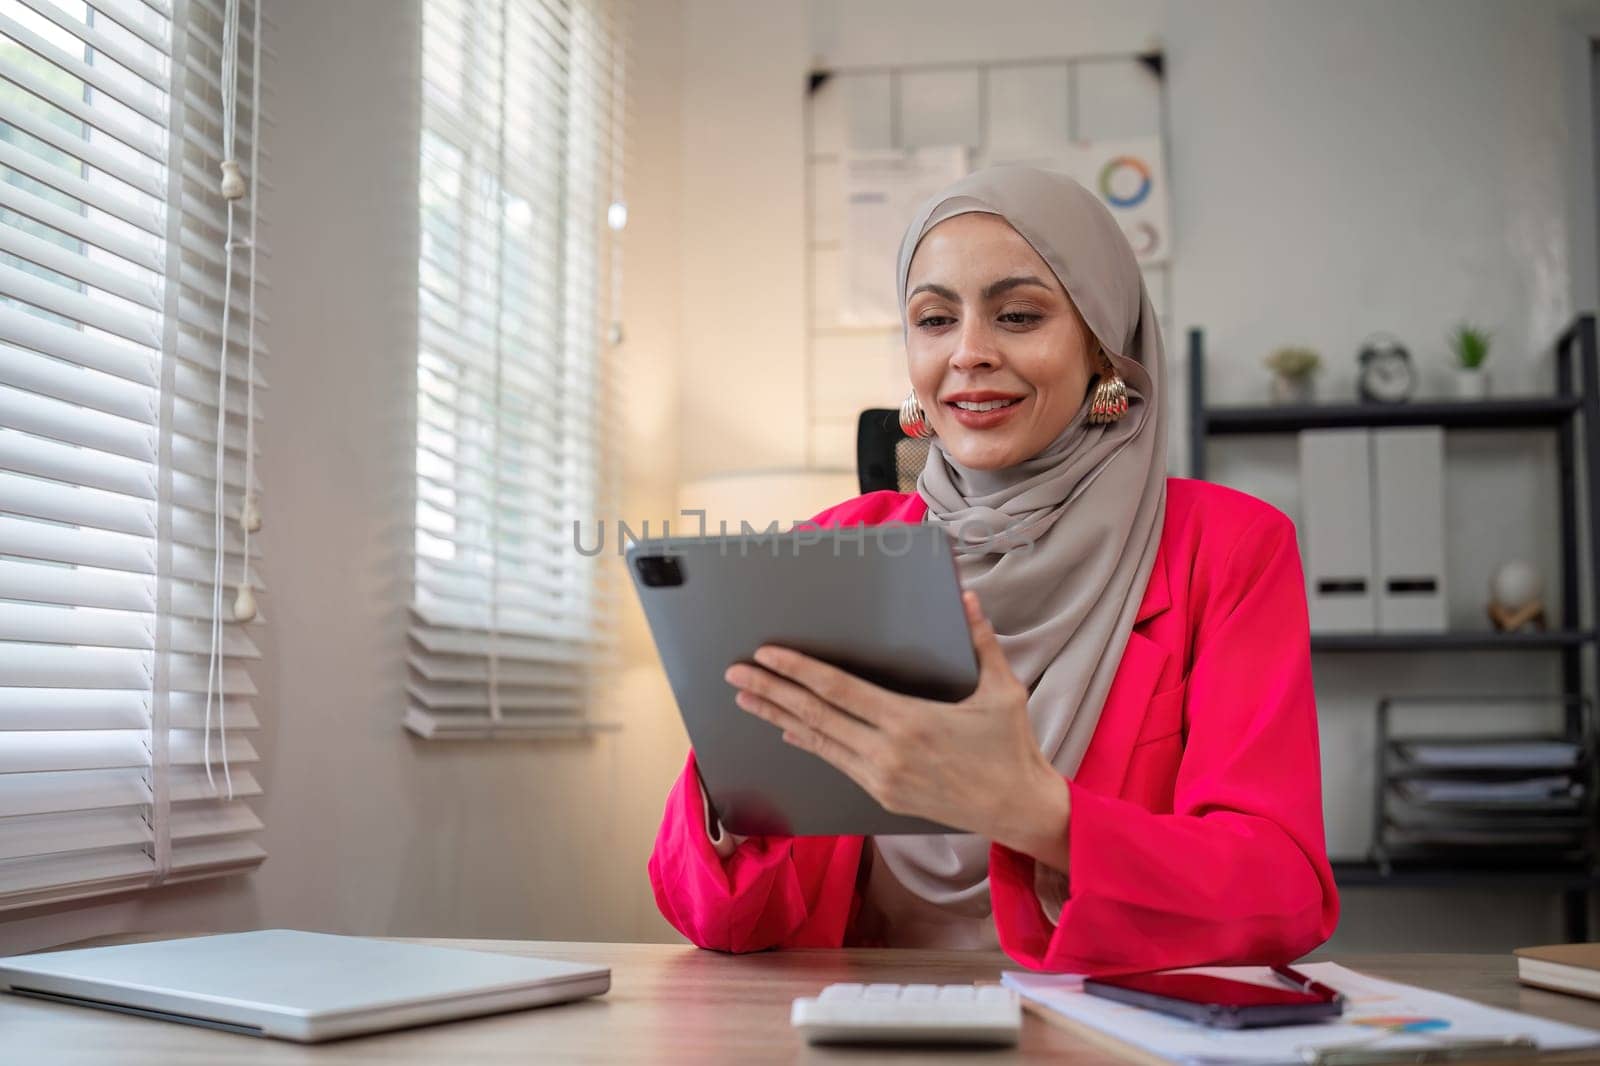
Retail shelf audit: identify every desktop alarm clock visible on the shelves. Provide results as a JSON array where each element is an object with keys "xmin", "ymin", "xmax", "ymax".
[{"xmin": 1357, "ymin": 334, "xmax": 1416, "ymax": 404}]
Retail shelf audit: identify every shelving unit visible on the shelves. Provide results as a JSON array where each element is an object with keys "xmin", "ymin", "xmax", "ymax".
[
  {"xmin": 1310, "ymin": 631, "xmax": 1594, "ymax": 653},
  {"xmin": 1370, "ymin": 698, "xmax": 1594, "ymax": 899},
  {"xmin": 1203, "ymin": 397, "xmax": 1581, "ymax": 435},
  {"xmin": 1330, "ymin": 861, "xmax": 1600, "ymax": 890},
  {"xmin": 1188, "ymin": 315, "xmax": 1600, "ymax": 940}
]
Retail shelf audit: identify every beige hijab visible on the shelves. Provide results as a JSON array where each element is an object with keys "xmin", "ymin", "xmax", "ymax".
[{"xmin": 862, "ymin": 166, "xmax": 1168, "ymax": 948}]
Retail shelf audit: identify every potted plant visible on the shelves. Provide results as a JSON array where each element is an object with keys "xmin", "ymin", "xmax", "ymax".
[
  {"xmin": 1449, "ymin": 322, "xmax": 1491, "ymax": 399},
  {"xmin": 1264, "ymin": 346, "xmax": 1320, "ymax": 405}
]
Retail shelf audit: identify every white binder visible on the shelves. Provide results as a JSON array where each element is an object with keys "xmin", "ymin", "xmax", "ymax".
[
  {"xmin": 1300, "ymin": 429, "xmax": 1376, "ymax": 632},
  {"xmin": 1372, "ymin": 426, "xmax": 1448, "ymax": 631}
]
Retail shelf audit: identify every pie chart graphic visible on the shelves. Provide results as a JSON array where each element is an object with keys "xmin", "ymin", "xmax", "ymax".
[
  {"xmin": 1125, "ymin": 221, "xmax": 1160, "ymax": 258},
  {"xmin": 1353, "ymin": 1016, "xmax": 1453, "ymax": 1034},
  {"xmin": 1099, "ymin": 155, "xmax": 1153, "ymax": 209}
]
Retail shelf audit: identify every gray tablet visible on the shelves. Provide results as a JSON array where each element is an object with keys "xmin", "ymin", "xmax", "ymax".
[{"xmin": 627, "ymin": 523, "xmax": 979, "ymax": 836}]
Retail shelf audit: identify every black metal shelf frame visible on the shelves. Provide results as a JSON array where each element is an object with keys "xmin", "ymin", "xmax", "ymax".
[
  {"xmin": 1311, "ymin": 631, "xmax": 1595, "ymax": 653},
  {"xmin": 1205, "ymin": 397, "xmax": 1581, "ymax": 435},
  {"xmin": 1370, "ymin": 698, "xmax": 1597, "ymax": 940},
  {"xmin": 1331, "ymin": 860, "xmax": 1600, "ymax": 890},
  {"xmin": 1187, "ymin": 315, "xmax": 1600, "ymax": 940}
]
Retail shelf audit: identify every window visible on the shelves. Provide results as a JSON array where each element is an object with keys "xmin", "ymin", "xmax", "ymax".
[
  {"xmin": 0, "ymin": 0, "xmax": 268, "ymax": 909},
  {"xmin": 408, "ymin": 0, "xmax": 625, "ymax": 739}
]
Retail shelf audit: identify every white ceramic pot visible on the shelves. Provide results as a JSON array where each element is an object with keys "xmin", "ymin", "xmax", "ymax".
[
  {"xmin": 1271, "ymin": 373, "xmax": 1314, "ymax": 405},
  {"xmin": 1453, "ymin": 368, "xmax": 1489, "ymax": 399}
]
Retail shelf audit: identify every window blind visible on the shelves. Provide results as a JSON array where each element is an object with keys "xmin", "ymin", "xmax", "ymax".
[
  {"xmin": 0, "ymin": 0, "xmax": 269, "ymax": 909},
  {"xmin": 408, "ymin": 0, "xmax": 624, "ymax": 740}
]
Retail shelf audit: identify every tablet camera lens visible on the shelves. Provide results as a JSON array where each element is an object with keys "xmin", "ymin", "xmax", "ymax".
[{"xmin": 636, "ymin": 554, "xmax": 684, "ymax": 588}]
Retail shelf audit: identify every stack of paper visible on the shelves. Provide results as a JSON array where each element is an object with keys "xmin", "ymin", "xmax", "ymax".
[
  {"xmin": 1003, "ymin": 962, "xmax": 1600, "ymax": 1065},
  {"xmin": 1384, "ymin": 737, "xmax": 1588, "ymax": 860},
  {"xmin": 1401, "ymin": 776, "xmax": 1578, "ymax": 805},
  {"xmin": 1400, "ymin": 741, "xmax": 1579, "ymax": 770}
]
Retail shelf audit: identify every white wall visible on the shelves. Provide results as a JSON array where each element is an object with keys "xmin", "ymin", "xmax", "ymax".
[
  {"xmin": 1170, "ymin": 0, "xmax": 1575, "ymax": 405},
  {"xmin": 677, "ymin": 0, "xmax": 811, "ymax": 481}
]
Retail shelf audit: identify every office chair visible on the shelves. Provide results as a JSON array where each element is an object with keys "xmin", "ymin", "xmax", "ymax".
[{"xmin": 856, "ymin": 408, "xmax": 931, "ymax": 494}]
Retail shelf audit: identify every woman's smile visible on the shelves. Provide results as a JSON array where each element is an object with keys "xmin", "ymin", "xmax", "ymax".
[{"xmin": 943, "ymin": 390, "xmax": 1028, "ymax": 430}]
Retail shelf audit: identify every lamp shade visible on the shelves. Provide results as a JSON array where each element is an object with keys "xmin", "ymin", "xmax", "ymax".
[{"xmin": 676, "ymin": 468, "xmax": 859, "ymax": 535}]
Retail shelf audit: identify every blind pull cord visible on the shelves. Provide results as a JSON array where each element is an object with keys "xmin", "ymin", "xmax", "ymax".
[{"xmin": 202, "ymin": 0, "xmax": 260, "ymax": 799}]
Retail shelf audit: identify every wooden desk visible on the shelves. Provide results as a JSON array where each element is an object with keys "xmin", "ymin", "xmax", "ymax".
[{"xmin": 4, "ymin": 939, "xmax": 1599, "ymax": 1063}]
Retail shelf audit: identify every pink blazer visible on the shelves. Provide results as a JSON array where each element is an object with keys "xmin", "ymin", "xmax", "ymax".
[{"xmin": 648, "ymin": 477, "xmax": 1339, "ymax": 973}]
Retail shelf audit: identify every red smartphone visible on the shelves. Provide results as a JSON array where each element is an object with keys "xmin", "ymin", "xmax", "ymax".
[{"xmin": 1082, "ymin": 971, "xmax": 1344, "ymax": 1029}]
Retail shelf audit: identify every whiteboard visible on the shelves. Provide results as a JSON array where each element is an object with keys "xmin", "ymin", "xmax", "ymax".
[{"xmin": 803, "ymin": 54, "xmax": 1173, "ymax": 468}]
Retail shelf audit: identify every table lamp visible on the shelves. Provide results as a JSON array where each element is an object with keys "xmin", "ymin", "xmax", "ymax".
[{"xmin": 676, "ymin": 467, "xmax": 859, "ymax": 536}]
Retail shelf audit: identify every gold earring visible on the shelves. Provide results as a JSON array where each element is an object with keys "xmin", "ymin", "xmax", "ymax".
[
  {"xmin": 899, "ymin": 390, "xmax": 935, "ymax": 439},
  {"xmin": 1087, "ymin": 357, "xmax": 1129, "ymax": 425}
]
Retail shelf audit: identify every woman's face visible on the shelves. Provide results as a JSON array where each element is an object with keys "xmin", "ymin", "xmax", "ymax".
[{"xmin": 904, "ymin": 213, "xmax": 1096, "ymax": 470}]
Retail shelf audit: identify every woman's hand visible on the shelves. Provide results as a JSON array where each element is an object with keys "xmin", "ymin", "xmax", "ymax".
[{"xmin": 723, "ymin": 591, "xmax": 1072, "ymax": 873}]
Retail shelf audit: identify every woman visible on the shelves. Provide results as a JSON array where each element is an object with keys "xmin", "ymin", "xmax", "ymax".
[{"xmin": 648, "ymin": 166, "xmax": 1338, "ymax": 973}]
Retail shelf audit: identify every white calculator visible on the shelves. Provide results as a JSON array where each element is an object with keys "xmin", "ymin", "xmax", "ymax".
[{"xmin": 790, "ymin": 982, "xmax": 1022, "ymax": 1046}]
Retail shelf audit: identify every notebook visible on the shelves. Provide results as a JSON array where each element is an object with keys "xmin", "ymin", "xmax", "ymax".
[
  {"xmin": 1517, "ymin": 943, "xmax": 1600, "ymax": 1001},
  {"xmin": 1004, "ymin": 962, "xmax": 1600, "ymax": 1065}
]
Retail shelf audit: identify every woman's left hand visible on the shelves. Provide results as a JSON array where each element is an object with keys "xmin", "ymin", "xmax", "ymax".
[{"xmin": 724, "ymin": 590, "xmax": 1072, "ymax": 871}]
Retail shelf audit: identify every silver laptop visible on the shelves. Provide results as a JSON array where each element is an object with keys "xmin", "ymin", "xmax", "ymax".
[{"xmin": 0, "ymin": 929, "xmax": 610, "ymax": 1042}]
